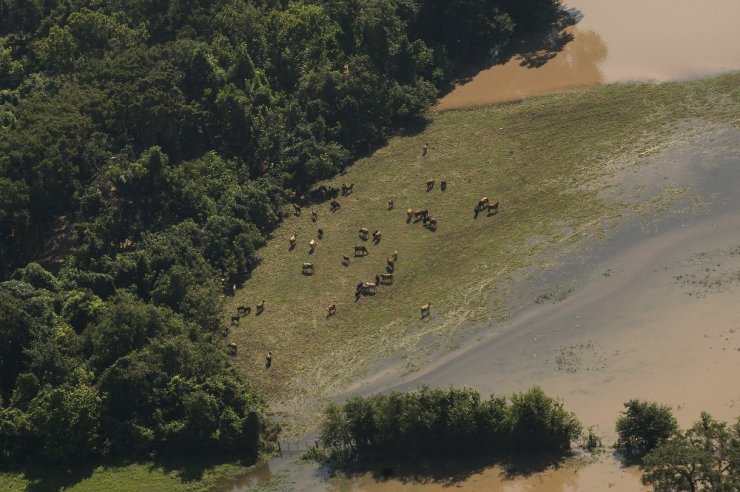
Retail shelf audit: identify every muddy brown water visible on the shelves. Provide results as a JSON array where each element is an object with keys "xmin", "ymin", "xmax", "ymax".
[
  {"xmin": 223, "ymin": 0, "xmax": 740, "ymax": 482},
  {"xmin": 438, "ymin": 0, "xmax": 740, "ymax": 110},
  {"xmin": 225, "ymin": 126, "xmax": 740, "ymax": 490}
]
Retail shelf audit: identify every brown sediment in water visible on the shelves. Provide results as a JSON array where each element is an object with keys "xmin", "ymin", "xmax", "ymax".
[
  {"xmin": 438, "ymin": 0, "xmax": 740, "ymax": 110},
  {"xmin": 316, "ymin": 128, "xmax": 740, "ymax": 492},
  {"xmin": 329, "ymin": 457, "xmax": 645, "ymax": 491}
]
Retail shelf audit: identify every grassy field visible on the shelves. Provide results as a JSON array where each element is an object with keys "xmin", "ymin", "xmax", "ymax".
[
  {"xmin": 225, "ymin": 73, "xmax": 740, "ymax": 435},
  {"xmin": 2, "ymin": 74, "xmax": 737, "ymax": 491},
  {"xmin": 0, "ymin": 458, "xmax": 263, "ymax": 492}
]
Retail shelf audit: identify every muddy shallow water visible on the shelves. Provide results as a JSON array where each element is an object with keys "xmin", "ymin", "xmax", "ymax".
[
  {"xmin": 228, "ymin": 125, "xmax": 740, "ymax": 491},
  {"xmin": 438, "ymin": 0, "xmax": 740, "ymax": 110}
]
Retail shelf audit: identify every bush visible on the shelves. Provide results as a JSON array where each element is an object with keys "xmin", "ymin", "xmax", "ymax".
[
  {"xmin": 507, "ymin": 386, "xmax": 582, "ymax": 452},
  {"xmin": 319, "ymin": 386, "xmax": 581, "ymax": 461},
  {"xmin": 615, "ymin": 400, "xmax": 678, "ymax": 458}
]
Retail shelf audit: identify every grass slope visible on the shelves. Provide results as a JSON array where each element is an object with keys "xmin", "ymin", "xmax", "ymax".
[
  {"xmin": 4, "ymin": 74, "xmax": 737, "ymax": 492},
  {"xmin": 225, "ymin": 74, "xmax": 740, "ymax": 435}
]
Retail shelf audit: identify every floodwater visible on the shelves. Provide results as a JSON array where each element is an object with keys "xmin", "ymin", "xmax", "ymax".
[
  {"xmin": 438, "ymin": 0, "xmax": 740, "ymax": 110},
  {"xmin": 229, "ymin": 126, "xmax": 740, "ymax": 491}
]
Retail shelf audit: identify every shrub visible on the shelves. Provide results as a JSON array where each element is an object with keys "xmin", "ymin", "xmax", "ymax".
[
  {"xmin": 615, "ymin": 400, "xmax": 678, "ymax": 458},
  {"xmin": 319, "ymin": 386, "xmax": 581, "ymax": 461}
]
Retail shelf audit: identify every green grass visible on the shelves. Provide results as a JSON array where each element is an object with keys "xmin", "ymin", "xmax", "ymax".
[
  {"xmin": 225, "ymin": 73, "xmax": 740, "ymax": 436},
  {"xmin": 0, "ymin": 458, "xmax": 262, "ymax": 492},
  {"xmin": 6, "ymin": 73, "xmax": 737, "ymax": 492}
]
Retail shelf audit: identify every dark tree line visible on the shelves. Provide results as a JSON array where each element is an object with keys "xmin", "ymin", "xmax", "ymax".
[
  {"xmin": 319, "ymin": 386, "xmax": 582, "ymax": 461},
  {"xmin": 0, "ymin": 0, "xmax": 561, "ymax": 464}
]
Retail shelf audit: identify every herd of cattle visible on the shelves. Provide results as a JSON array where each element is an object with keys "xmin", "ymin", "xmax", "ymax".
[{"xmin": 226, "ymin": 152, "xmax": 500, "ymax": 357}]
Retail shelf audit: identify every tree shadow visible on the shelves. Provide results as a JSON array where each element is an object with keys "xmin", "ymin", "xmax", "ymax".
[
  {"xmin": 325, "ymin": 450, "xmax": 574, "ymax": 487},
  {"xmin": 438, "ymin": 7, "xmax": 584, "ymax": 99}
]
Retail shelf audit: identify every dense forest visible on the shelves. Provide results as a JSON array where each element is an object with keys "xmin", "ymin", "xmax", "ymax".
[{"xmin": 0, "ymin": 0, "xmax": 561, "ymax": 464}]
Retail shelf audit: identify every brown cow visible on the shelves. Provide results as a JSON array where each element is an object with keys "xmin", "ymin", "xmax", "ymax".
[
  {"xmin": 359, "ymin": 227, "xmax": 369, "ymax": 239},
  {"xmin": 342, "ymin": 254, "xmax": 350, "ymax": 265},
  {"xmin": 354, "ymin": 245, "xmax": 369, "ymax": 256},
  {"xmin": 406, "ymin": 208, "xmax": 413, "ymax": 222},
  {"xmin": 256, "ymin": 299, "xmax": 265, "ymax": 315},
  {"xmin": 372, "ymin": 229, "xmax": 381, "ymax": 243},
  {"xmin": 302, "ymin": 262, "xmax": 315, "ymax": 274},
  {"xmin": 487, "ymin": 201, "xmax": 499, "ymax": 214},
  {"xmin": 228, "ymin": 342, "xmax": 238, "ymax": 355},
  {"xmin": 379, "ymin": 273, "xmax": 394, "ymax": 284},
  {"xmin": 289, "ymin": 232, "xmax": 297, "ymax": 250},
  {"xmin": 426, "ymin": 179, "xmax": 434, "ymax": 191},
  {"xmin": 420, "ymin": 302, "xmax": 431, "ymax": 318},
  {"xmin": 327, "ymin": 304, "xmax": 336, "ymax": 316}
]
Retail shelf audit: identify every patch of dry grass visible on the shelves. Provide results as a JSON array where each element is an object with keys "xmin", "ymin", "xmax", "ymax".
[{"xmin": 224, "ymin": 73, "xmax": 740, "ymax": 435}]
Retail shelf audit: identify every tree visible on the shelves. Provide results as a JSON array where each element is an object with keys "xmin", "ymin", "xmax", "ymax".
[
  {"xmin": 642, "ymin": 413, "xmax": 740, "ymax": 491},
  {"xmin": 616, "ymin": 399, "xmax": 678, "ymax": 459}
]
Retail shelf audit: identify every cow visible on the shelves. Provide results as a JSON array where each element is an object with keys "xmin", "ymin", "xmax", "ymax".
[
  {"xmin": 289, "ymin": 233, "xmax": 297, "ymax": 250},
  {"xmin": 440, "ymin": 180, "xmax": 447, "ymax": 191},
  {"xmin": 342, "ymin": 254, "xmax": 350, "ymax": 265},
  {"xmin": 487, "ymin": 201, "xmax": 499, "ymax": 214},
  {"xmin": 379, "ymin": 273, "xmax": 393, "ymax": 284},
  {"xmin": 293, "ymin": 204, "xmax": 302, "ymax": 216},
  {"xmin": 302, "ymin": 262, "xmax": 315, "ymax": 275},
  {"xmin": 228, "ymin": 342, "xmax": 238, "ymax": 355},
  {"xmin": 354, "ymin": 245, "xmax": 369, "ymax": 256},
  {"xmin": 420, "ymin": 302, "xmax": 431, "ymax": 318},
  {"xmin": 406, "ymin": 208, "xmax": 413, "ymax": 222},
  {"xmin": 330, "ymin": 200, "xmax": 341, "ymax": 212},
  {"xmin": 372, "ymin": 229, "xmax": 381, "ymax": 243},
  {"xmin": 311, "ymin": 209, "xmax": 318, "ymax": 222},
  {"xmin": 237, "ymin": 305, "xmax": 251, "ymax": 315},
  {"xmin": 256, "ymin": 299, "xmax": 265, "ymax": 315},
  {"xmin": 309, "ymin": 239, "xmax": 316, "ymax": 253},
  {"xmin": 327, "ymin": 304, "xmax": 336, "ymax": 316},
  {"xmin": 422, "ymin": 143, "xmax": 428, "ymax": 156},
  {"xmin": 388, "ymin": 199, "xmax": 394, "ymax": 210},
  {"xmin": 230, "ymin": 315, "xmax": 240, "ymax": 325},
  {"xmin": 359, "ymin": 227, "xmax": 369, "ymax": 239},
  {"xmin": 317, "ymin": 228, "xmax": 324, "ymax": 240},
  {"xmin": 426, "ymin": 179, "xmax": 434, "ymax": 191}
]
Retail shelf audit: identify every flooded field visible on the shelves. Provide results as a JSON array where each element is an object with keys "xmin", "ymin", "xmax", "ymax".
[
  {"xmin": 232, "ymin": 124, "xmax": 740, "ymax": 491},
  {"xmin": 438, "ymin": 0, "xmax": 740, "ymax": 109}
]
